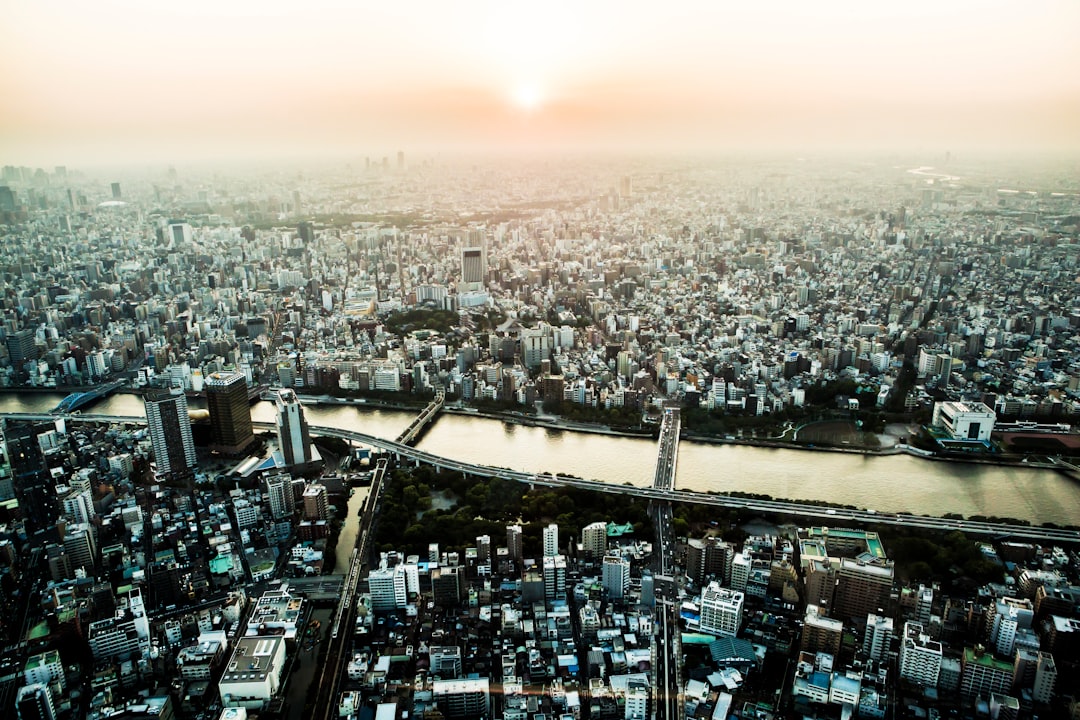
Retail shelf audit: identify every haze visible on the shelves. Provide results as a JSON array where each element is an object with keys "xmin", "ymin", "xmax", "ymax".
[{"xmin": 3, "ymin": 0, "xmax": 1079, "ymax": 166}]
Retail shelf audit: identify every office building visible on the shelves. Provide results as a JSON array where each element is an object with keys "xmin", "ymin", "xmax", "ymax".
[
  {"xmin": 899, "ymin": 621, "xmax": 942, "ymax": 687},
  {"xmin": 369, "ymin": 562, "xmax": 410, "ymax": 611},
  {"xmin": 16, "ymin": 683, "xmax": 56, "ymax": 720},
  {"xmin": 699, "ymin": 582, "xmax": 744, "ymax": 637},
  {"xmin": 274, "ymin": 388, "xmax": 313, "ymax": 468},
  {"xmin": 582, "ymin": 521, "xmax": 608, "ymax": 561},
  {"xmin": 63, "ymin": 522, "xmax": 96, "ymax": 574},
  {"xmin": 145, "ymin": 389, "xmax": 197, "ymax": 480},
  {"xmin": 205, "ymin": 372, "xmax": 254, "ymax": 455},
  {"xmin": 461, "ymin": 243, "xmax": 486, "ymax": 288},
  {"xmin": 602, "ymin": 555, "xmax": 630, "ymax": 600}
]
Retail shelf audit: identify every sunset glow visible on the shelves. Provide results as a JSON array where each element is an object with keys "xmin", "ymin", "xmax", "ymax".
[{"xmin": 1, "ymin": 0, "xmax": 1078, "ymax": 165}]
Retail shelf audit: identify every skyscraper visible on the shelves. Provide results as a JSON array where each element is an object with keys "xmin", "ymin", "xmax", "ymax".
[
  {"xmin": 460, "ymin": 236, "xmax": 486, "ymax": 288},
  {"xmin": 144, "ymin": 389, "xmax": 196, "ymax": 480},
  {"xmin": 205, "ymin": 371, "xmax": 254, "ymax": 455},
  {"xmin": 274, "ymin": 388, "xmax": 312, "ymax": 467}
]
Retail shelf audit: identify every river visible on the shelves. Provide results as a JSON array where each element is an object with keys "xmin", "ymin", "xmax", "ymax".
[{"xmin": 2, "ymin": 392, "xmax": 1078, "ymax": 527}]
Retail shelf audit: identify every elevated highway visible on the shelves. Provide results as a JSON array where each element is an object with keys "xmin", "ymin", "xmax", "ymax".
[{"xmin": 2, "ymin": 411, "xmax": 1078, "ymax": 545}]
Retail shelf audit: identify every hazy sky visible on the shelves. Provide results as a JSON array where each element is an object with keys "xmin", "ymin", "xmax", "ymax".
[{"xmin": 2, "ymin": 0, "xmax": 1078, "ymax": 165}]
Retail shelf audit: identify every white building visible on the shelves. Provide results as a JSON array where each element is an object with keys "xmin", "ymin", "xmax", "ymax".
[
  {"xmin": 219, "ymin": 635, "xmax": 287, "ymax": 710},
  {"xmin": 863, "ymin": 613, "xmax": 894, "ymax": 663},
  {"xmin": 931, "ymin": 401, "xmax": 996, "ymax": 441},
  {"xmin": 989, "ymin": 597, "xmax": 1033, "ymax": 658},
  {"xmin": 23, "ymin": 649, "xmax": 64, "ymax": 692},
  {"xmin": 543, "ymin": 523, "xmax": 559, "ymax": 557},
  {"xmin": 602, "ymin": 555, "xmax": 630, "ymax": 600},
  {"xmin": 899, "ymin": 621, "xmax": 942, "ymax": 687},
  {"xmin": 432, "ymin": 677, "xmax": 490, "ymax": 719},
  {"xmin": 699, "ymin": 582, "xmax": 744, "ymax": 637},
  {"xmin": 543, "ymin": 554, "xmax": 567, "ymax": 600}
]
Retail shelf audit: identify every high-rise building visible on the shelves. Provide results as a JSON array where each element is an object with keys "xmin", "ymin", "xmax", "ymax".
[
  {"xmin": 475, "ymin": 535, "xmax": 491, "ymax": 565},
  {"xmin": 506, "ymin": 524, "xmax": 523, "ymax": 563},
  {"xmin": 7, "ymin": 328, "xmax": 39, "ymax": 369},
  {"xmin": 960, "ymin": 646, "xmax": 1013, "ymax": 699},
  {"xmin": 144, "ymin": 389, "xmax": 197, "ymax": 480},
  {"xmin": 63, "ymin": 523, "xmax": 96, "ymax": 574},
  {"xmin": 863, "ymin": 613, "xmax": 894, "ymax": 662},
  {"xmin": 582, "ymin": 521, "xmax": 608, "ymax": 562},
  {"xmin": 699, "ymin": 583, "xmax": 744, "ymax": 637},
  {"xmin": 801, "ymin": 604, "xmax": 843, "ymax": 655},
  {"xmin": 274, "ymin": 388, "xmax": 313, "ymax": 467},
  {"xmin": 461, "ymin": 244, "xmax": 486, "ymax": 287},
  {"xmin": 543, "ymin": 554, "xmax": 566, "ymax": 599},
  {"xmin": 988, "ymin": 597, "xmax": 1034, "ymax": 658},
  {"xmin": 833, "ymin": 557, "xmax": 894, "ymax": 621},
  {"xmin": 205, "ymin": 372, "xmax": 254, "ymax": 455},
  {"xmin": 543, "ymin": 523, "xmax": 559, "ymax": 557},
  {"xmin": 265, "ymin": 473, "xmax": 295, "ymax": 520},
  {"xmin": 23, "ymin": 650, "xmax": 64, "ymax": 693},
  {"xmin": 602, "ymin": 555, "xmax": 630, "ymax": 600},
  {"xmin": 686, "ymin": 537, "xmax": 735, "ymax": 586},
  {"xmin": 899, "ymin": 621, "xmax": 943, "ymax": 688},
  {"xmin": 302, "ymin": 483, "xmax": 328, "ymax": 521},
  {"xmin": 1032, "ymin": 651, "xmax": 1057, "ymax": 705},
  {"xmin": 16, "ymin": 683, "xmax": 56, "ymax": 720}
]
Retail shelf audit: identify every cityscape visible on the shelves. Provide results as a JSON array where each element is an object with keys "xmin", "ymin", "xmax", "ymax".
[{"xmin": 2, "ymin": 4, "xmax": 1080, "ymax": 720}]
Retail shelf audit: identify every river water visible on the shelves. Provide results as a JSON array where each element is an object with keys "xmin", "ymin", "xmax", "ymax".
[{"xmin": 3, "ymin": 392, "xmax": 1078, "ymax": 527}]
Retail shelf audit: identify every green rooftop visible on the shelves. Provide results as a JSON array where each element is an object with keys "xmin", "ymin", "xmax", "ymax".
[
  {"xmin": 963, "ymin": 647, "xmax": 1012, "ymax": 672},
  {"xmin": 607, "ymin": 522, "xmax": 635, "ymax": 537}
]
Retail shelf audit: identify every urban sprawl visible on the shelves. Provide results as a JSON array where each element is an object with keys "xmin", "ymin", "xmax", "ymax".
[{"xmin": 0, "ymin": 156, "xmax": 1078, "ymax": 720}]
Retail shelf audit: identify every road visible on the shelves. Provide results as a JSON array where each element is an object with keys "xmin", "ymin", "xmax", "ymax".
[
  {"xmin": 3, "ymin": 411, "xmax": 1078, "ymax": 544},
  {"xmin": 650, "ymin": 408, "xmax": 682, "ymax": 720}
]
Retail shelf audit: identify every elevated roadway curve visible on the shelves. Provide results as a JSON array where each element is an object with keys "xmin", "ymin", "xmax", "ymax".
[{"xmin": 3, "ymin": 411, "xmax": 1078, "ymax": 545}]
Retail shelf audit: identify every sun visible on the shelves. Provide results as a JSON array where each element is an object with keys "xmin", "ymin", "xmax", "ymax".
[{"xmin": 512, "ymin": 84, "xmax": 544, "ymax": 112}]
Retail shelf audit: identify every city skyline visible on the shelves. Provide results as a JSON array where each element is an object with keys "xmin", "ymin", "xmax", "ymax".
[{"xmin": 3, "ymin": 0, "xmax": 1080, "ymax": 166}]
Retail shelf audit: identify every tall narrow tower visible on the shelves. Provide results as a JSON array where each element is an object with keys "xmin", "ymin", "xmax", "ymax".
[
  {"xmin": 274, "ymin": 388, "xmax": 312, "ymax": 468},
  {"xmin": 144, "ymin": 388, "xmax": 196, "ymax": 481}
]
